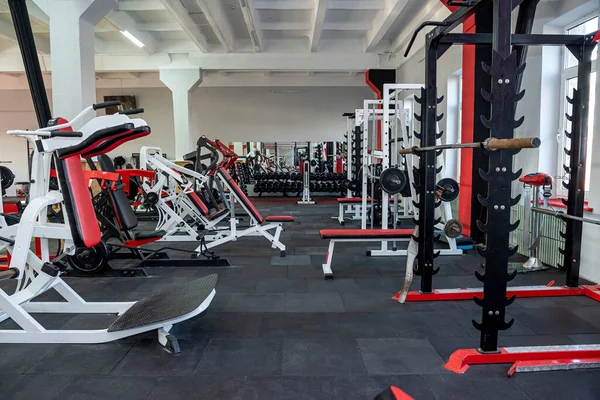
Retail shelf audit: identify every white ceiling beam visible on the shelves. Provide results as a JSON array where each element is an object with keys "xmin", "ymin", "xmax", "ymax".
[
  {"xmin": 194, "ymin": 0, "xmax": 236, "ymax": 52},
  {"xmin": 253, "ymin": 0, "xmax": 313, "ymax": 10},
  {"xmin": 329, "ymin": 0, "xmax": 385, "ymax": 10},
  {"xmin": 238, "ymin": 0, "xmax": 262, "ymax": 52},
  {"xmin": 262, "ymin": 22, "xmax": 311, "ymax": 30},
  {"xmin": 106, "ymin": 10, "xmax": 158, "ymax": 54},
  {"xmin": 160, "ymin": 0, "xmax": 210, "ymax": 52},
  {"xmin": 391, "ymin": 0, "xmax": 447, "ymax": 56},
  {"xmin": 137, "ymin": 22, "xmax": 183, "ymax": 32},
  {"xmin": 0, "ymin": 52, "xmax": 381, "ymax": 72},
  {"xmin": 117, "ymin": 0, "xmax": 166, "ymax": 11},
  {"xmin": 323, "ymin": 22, "xmax": 373, "ymax": 31},
  {"xmin": 0, "ymin": 19, "xmax": 50, "ymax": 54},
  {"xmin": 310, "ymin": 0, "xmax": 328, "ymax": 52},
  {"xmin": 365, "ymin": 0, "xmax": 409, "ymax": 52}
]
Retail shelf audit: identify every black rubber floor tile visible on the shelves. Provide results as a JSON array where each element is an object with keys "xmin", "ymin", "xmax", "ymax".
[
  {"xmin": 341, "ymin": 292, "xmax": 400, "ymax": 312},
  {"xmin": 337, "ymin": 312, "xmax": 421, "ymax": 338},
  {"xmin": 148, "ymin": 375, "xmax": 246, "ymax": 400},
  {"xmin": 570, "ymin": 306, "xmax": 600, "ymax": 329},
  {"xmin": 0, "ymin": 374, "xmax": 71, "ymax": 400},
  {"xmin": 174, "ymin": 311, "xmax": 262, "ymax": 338},
  {"xmin": 242, "ymin": 376, "xmax": 336, "ymax": 400},
  {"xmin": 25, "ymin": 343, "xmax": 132, "ymax": 375},
  {"xmin": 307, "ymin": 278, "xmax": 361, "ymax": 293},
  {"xmin": 260, "ymin": 312, "xmax": 343, "ymax": 338},
  {"xmin": 567, "ymin": 333, "xmax": 600, "ymax": 344},
  {"xmin": 198, "ymin": 338, "xmax": 282, "ymax": 376},
  {"xmin": 111, "ymin": 338, "xmax": 208, "ymax": 376},
  {"xmin": 331, "ymin": 265, "xmax": 382, "ymax": 278},
  {"xmin": 293, "ymin": 246, "xmax": 328, "ymax": 255},
  {"xmin": 0, "ymin": 313, "xmax": 75, "ymax": 331},
  {"xmin": 514, "ymin": 307, "xmax": 599, "ymax": 335},
  {"xmin": 228, "ymin": 293, "xmax": 286, "ymax": 312},
  {"xmin": 499, "ymin": 334, "xmax": 574, "ymax": 347},
  {"xmin": 255, "ymin": 278, "xmax": 308, "ymax": 293},
  {"xmin": 0, "ymin": 344, "xmax": 58, "ymax": 374},
  {"xmin": 58, "ymin": 314, "xmax": 119, "ymax": 330},
  {"xmin": 285, "ymin": 293, "xmax": 345, "ymax": 312},
  {"xmin": 54, "ymin": 375, "xmax": 156, "ymax": 400},
  {"xmin": 216, "ymin": 276, "xmax": 259, "ymax": 293},
  {"xmin": 357, "ymin": 338, "xmax": 445, "ymax": 375},
  {"xmin": 513, "ymin": 370, "xmax": 600, "ymax": 400},
  {"xmin": 425, "ymin": 374, "xmax": 530, "ymax": 400},
  {"xmin": 354, "ymin": 277, "xmax": 406, "ymax": 292},
  {"xmin": 271, "ymin": 255, "xmax": 312, "ymax": 266},
  {"xmin": 334, "ymin": 375, "xmax": 436, "ymax": 400},
  {"xmin": 288, "ymin": 265, "xmax": 325, "ymax": 278},
  {"xmin": 282, "ymin": 338, "xmax": 366, "ymax": 375},
  {"xmin": 427, "ymin": 336, "xmax": 483, "ymax": 361}
]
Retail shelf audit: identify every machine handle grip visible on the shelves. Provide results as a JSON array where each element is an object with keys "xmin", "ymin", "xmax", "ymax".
[
  {"xmin": 485, "ymin": 137, "xmax": 541, "ymax": 151},
  {"xmin": 93, "ymin": 101, "xmax": 121, "ymax": 110},
  {"xmin": 49, "ymin": 131, "xmax": 83, "ymax": 138},
  {"xmin": 119, "ymin": 108, "xmax": 145, "ymax": 115}
]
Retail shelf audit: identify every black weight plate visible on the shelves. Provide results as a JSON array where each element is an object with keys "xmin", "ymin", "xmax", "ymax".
[
  {"xmin": 436, "ymin": 178, "xmax": 460, "ymax": 202},
  {"xmin": 380, "ymin": 168, "xmax": 408, "ymax": 195}
]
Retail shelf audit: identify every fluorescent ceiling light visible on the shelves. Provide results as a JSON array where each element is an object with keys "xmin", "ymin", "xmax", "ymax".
[{"xmin": 121, "ymin": 30, "xmax": 145, "ymax": 48}]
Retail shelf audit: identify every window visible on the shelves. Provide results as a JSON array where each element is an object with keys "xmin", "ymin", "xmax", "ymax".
[{"xmin": 558, "ymin": 16, "xmax": 598, "ymax": 194}]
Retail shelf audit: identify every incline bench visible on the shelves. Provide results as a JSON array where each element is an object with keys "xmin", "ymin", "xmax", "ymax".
[{"xmin": 320, "ymin": 229, "xmax": 413, "ymax": 278}]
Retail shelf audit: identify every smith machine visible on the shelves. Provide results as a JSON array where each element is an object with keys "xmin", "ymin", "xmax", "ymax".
[{"xmin": 402, "ymin": 0, "xmax": 600, "ymax": 373}]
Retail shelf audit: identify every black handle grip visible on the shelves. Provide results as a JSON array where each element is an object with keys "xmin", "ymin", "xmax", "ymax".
[
  {"xmin": 49, "ymin": 131, "xmax": 84, "ymax": 138},
  {"xmin": 119, "ymin": 108, "xmax": 145, "ymax": 115},
  {"xmin": 404, "ymin": 21, "xmax": 451, "ymax": 57},
  {"xmin": 93, "ymin": 101, "xmax": 121, "ymax": 110}
]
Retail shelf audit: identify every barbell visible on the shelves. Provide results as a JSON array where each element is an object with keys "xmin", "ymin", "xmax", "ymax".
[{"xmin": 399, "ymin": 137, "xmax": 541, "ymax": 155}]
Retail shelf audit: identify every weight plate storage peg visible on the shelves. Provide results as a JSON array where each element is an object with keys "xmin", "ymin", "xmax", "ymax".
[{"xmin": 380, "ymin": 168, "xmax": 408, "ymax": 195}]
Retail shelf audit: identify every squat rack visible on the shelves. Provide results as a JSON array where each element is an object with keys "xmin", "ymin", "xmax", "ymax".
[{"xmin": 403, "ymin": 0, "xmax": 600, "ymax": 371}]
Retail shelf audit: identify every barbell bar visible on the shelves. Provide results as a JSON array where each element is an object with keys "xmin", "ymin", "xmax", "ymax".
[
  {"xmin": 399, "ymin": 137, "xmax": 541, "ymax": 155},
  {"xmin": 531, "ymin": 207, "xmax": 600, "ymax": 226}
]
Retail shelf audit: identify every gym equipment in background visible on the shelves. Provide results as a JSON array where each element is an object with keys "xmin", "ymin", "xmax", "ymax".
[{"xmin": 297, "ymin": 160, "xmax": 315, "ymax": 205}]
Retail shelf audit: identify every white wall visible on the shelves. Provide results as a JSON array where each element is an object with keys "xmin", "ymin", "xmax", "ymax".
[
  {"xmin": 0, "ymin": 90, "xmax": 51, "ymax": 194},
  {"xmin": 189, "ymin": 86, "xmax": 373, "ymax": 144}
]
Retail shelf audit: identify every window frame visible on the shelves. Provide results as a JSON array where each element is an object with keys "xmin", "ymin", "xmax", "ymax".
[{"xmin": 556, "ymin": 14, "xmax": 598, "ymax": 198}]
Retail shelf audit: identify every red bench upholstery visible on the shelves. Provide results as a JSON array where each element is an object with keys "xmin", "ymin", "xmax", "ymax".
[
  {"xmin": 266, "ymin": 216, "xmax": 295, "ymax": 223},
  {"xmin": 187, "ymin": 192, "xmax": 210, "ymax": 216},
  {"xmin": 217, "ymin": 167, "xmax": 265, "ymax": 224},
  {"xmin": 320, "ymin": 229, "xmax": 413, "ymax": 240},
  {"xmin": 337, "ymin": 197, "xmax": 372, "ymax": 204},
  {"xmin": 209, "ymin": 208, "xmax": 229, "ymax": 220}
]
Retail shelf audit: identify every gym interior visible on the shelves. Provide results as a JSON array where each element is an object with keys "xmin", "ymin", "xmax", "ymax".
[{"xmin": 0, "ymin": 0, "xmax": 600, "ymax": 399}]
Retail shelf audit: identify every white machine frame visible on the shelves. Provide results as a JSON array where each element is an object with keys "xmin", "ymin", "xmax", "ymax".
[{"xmin": 0, "ymin": 106, "xmax": 215, "ymax": 349}]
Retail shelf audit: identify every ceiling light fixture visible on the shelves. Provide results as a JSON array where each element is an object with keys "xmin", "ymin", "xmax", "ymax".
[{"xmin": 121, "ymin": 30, "xmax": 145, "ymax": 48}]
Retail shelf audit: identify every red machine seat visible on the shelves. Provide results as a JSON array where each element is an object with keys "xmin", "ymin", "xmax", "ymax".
[
  {"xmin": 320, "ymin": 229, "xmax": 413, "ymax": 240},
  {"xmin": 266, "ymin": 216, "xmax": 295, "ymax": 223}
]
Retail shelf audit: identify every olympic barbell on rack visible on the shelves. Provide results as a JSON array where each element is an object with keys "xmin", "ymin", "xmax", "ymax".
[
  {"xmin": 531, "ymin": 207, "xmax": 600, "ymax": 226},
  {"xmin": 399, "ymin": 137, "xmax": 541, "ymax": 155}
]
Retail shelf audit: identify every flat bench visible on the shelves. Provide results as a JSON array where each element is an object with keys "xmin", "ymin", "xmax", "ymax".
[{"xmin": 319, "ymin": 228, "xmax": 413, "ymax": 278}]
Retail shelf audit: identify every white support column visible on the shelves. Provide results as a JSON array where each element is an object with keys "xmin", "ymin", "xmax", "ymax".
[
  {"xmin": 159, "ymin": 64, "xmax": 203, "ymax": 159},
  {"xmin": 33, "ymin": 0, "xmax": 117, "ymax": 120}
]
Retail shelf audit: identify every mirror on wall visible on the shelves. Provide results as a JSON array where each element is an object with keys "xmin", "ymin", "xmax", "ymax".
[{"xmin": 230, "ymin": 141, "xmax": 346, "ymax": 174}]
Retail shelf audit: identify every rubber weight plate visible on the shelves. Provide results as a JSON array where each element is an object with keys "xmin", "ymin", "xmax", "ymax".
[
  {"xmin": 436, "ymin": 178, "xmax": 460, "ymax": 202},
  {"xmin": 380, "ymin": 168, "xmax": 408, "ymax": 195}
]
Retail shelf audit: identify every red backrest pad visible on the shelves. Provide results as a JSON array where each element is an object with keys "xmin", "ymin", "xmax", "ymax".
[
  {"xmin": 187, "ymin": 192, "xmax": 210, "ymax": 216},
  {"xmin": 218, "ymin": 167, "xmax": 264, "ymax": 224},
  {"xmin": 56, "ymin": 156, "xmax": 102, "ymax": 248}
]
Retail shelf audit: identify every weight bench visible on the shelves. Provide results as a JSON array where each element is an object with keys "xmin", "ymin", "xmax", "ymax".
[
  {"xmin": 205, "ymin": 167, "xmax": 294, "ymax": 256},
  {"xmin": 335, "ymin": 197, "xmax": 372, "ymax": 225},
  {"xmin": 320, "ymin": 229, "xmax": 413, "ymax": 278}
]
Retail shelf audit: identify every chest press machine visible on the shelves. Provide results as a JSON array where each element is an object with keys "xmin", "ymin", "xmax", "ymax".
[{"xmin": 0, "ymin": 103, "xmax": 217, "ymax": 353}]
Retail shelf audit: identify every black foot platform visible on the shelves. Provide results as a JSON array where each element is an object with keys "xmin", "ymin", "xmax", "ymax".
[{"xmin": 108, "ymin": 273, "xmax": 218, "ymax": 332}]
